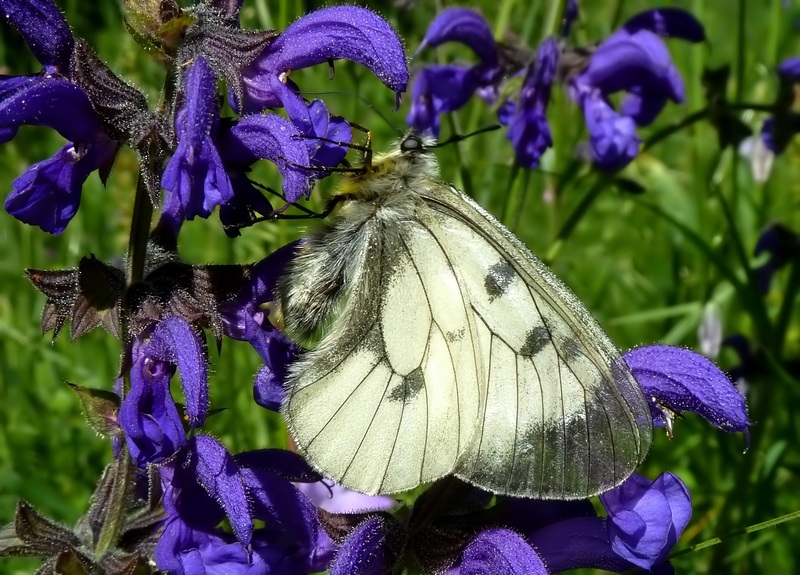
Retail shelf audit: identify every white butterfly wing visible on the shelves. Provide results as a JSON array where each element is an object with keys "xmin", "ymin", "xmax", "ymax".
[{"xmin": 420, "ymin": 184, "xmax": 652, "ymax": 498}]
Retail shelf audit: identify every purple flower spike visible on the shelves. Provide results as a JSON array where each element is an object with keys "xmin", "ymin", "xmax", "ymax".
[
  {"xmin": 624, "ymin": 345, "xmax": 750, "ymax": 435},
  {"xmin": 447, "ymin": 529, "xmax": 548, "ymax": 575},
  {"xmin": 161, "ymin": 57, "xmax": 233, "ymax": 230},
  {"xmin": 601, "ymin": 472, "xmax": 692, "ymax": 570},
  {"xmin": 570, "ymin": 7, "xmax": 702, "ymax": 170},
  {"xmin": 415, "ymin": 7, "xmax": 498, "ymax": 65},
  {"xmin": 0, "ymin": 0, "xmax": 74, "ymax": 73},
  {"xmin": 242, "ymin": 6, "xmax": 408, "ymax": 113},
  {"xmin": 506, "ymin": 38, "xmax": 558, "ymax": 166},
  {"xmin": 622, "ymin": 8, "xmax": 706, "ymax": 43}
]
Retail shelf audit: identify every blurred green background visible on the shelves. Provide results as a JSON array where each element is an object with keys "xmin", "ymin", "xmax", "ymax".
[{"xmin": 1, "ymin": 0, "xmax": 799, "ymax": 573}]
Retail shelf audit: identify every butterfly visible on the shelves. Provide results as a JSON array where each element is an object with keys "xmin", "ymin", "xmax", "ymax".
[{"xmin": 275, "ymin": 132, "xmax": 652, "ymax": 499}]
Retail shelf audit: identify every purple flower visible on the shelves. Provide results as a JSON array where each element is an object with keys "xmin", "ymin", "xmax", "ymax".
[
  {"xmin": 0, "ymin": 0, "xmax": 116, "ymax": 234},
  {"xmin": 118, "ymin": 316, "xmax": 208, "ymax": 466},
  {"xmin": 601, "ymin": 472, "xmax": 691, "ymax": 569},
  {"xmin": 155, "ymin": 437, "xmax": 337, "ymax": 574},
  {"xmin": 407, "ymin": 8, "xmax": 503, "ymax": 137},
  {"xmin": 161, "ymin": 57, "xmax": 233, "ymax": 232},
  {"xmin": 624, "ymin": 345, "xmax": 750, "ymax": 438},
  {"xmin": 241, "ymin": 6, "xmax": 408, "ymax": 114},
  {"xmin": 570, "ymin": 8, "xmax": 704, "ymax": 170}
]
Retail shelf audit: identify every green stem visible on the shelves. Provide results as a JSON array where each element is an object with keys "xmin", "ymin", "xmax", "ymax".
[
  {"xmin": 666, "ymin": 509, "xmax": 800, "ymax": 561},
  {"xmin": 126, "ymin": 175, "xmax": 153, "ymax": 286},
  {"xmin": 642, "ymin": 108, "xmax": 709, "ymax": 152}
]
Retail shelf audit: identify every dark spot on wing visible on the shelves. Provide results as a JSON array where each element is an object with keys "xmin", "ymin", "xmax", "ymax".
[
  {"xmin": 561, "ymin": 337, "xmax": 582, "ymax": 361},
  {"xmin": 446, "ymin": 328, "xmax": 465, "ymax": 342},
  {"xmin": 388, "ymin": 366, "xmax": 425, "ymax": 403},
  {"xmin": 520, "ymin": 326, "xmax": 551, "ymax": 357},
  {"xmin": 484, "ymin": 260, "xmax": 516, "ymax": 302}
]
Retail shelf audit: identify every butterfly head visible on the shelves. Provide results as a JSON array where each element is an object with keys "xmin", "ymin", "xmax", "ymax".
[{"xmin": 333, "ymin": 131, "xmax": 440, "ymax": 202}]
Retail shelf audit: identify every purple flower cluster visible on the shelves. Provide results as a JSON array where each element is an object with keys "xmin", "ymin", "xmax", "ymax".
[
  {"xmin": 1, "ymin": 0, "xmax": 407, "ymax": 235},
  {"xmin": 408, "ymin": 6, "xmax": 705, "ymax": 171}
]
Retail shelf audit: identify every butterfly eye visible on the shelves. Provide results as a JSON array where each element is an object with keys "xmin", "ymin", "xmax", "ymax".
[{"xmin": 400, "ymin": 135, "xmax": 425, "ymax": 154}]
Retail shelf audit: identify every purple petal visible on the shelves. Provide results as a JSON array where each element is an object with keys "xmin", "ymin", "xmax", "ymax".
[
  {"xmin": 600, "ymin": 472, "xmax": 691, "ymax": 569},
  {"xmin": 262, "ymin": 77, "xmax": 351, "ymax": 169},
  {"xmin": 243, "ymin": 6, "xmax": 408, "ymax": 112},
  {"xmin": 623, "ymin": 8, "xmax": 705, "ymax": 42},
  {"xmin": 447, "ymin": 529, "xmax": 547, "ymax": 575},
  {"xmin": 298, "ymin": 482, "xmax": 395, "ymax": 514},
  {"xmin": 761, "ymin": 117, "xmax": 778, "ymax": 153},
  {"xmin": 303, "ymin": 99, "xmax": 352, "ymax": 169},
  {"xmin": 624, "ymin": 345, "xmax": 750, "ymax": 433},
  {"xmin": 581, "ymin": 93, "xmax": 640, "ymax": 171},
  {"xmin": 150, "ymin": 316, "xmax": 209, "ymax": 427},
  {"xmin": 191, "ymin": 435, "xmax": 252, "ymax": 544},
  {"xmin": 329, "ymin": 516, "xmax": 393, "ymax": 575},
  {"xmin": 239, "ymin": 466, "xmax": 335, "ymax": 569},
  {"xmin": 583, "ymin": 31, "xmax": 683, "ymax": 103},
  {"xmin": 407, "ymin": 65, "xmax": 480, "ymax": 136},
  {"xmin": 416, "ymin": 8, "xmax": 498, "ymax": 65},
  {"xmin": 223, "ymin": 114, "xmax": 314, "ymax": 203},
  {"xmin": 0, "ymin": 76, "xmax": 104, "ymax": 143},
  {"xmin": 777, "ymin": 57, "xmax": 800, "ymax": 82},
  {"xmin": 0, "ymin": 0, "xmax": 74, "ymax": 71},
  {"xmin": 155, "ymin": 517, "xmax": 248, "ymax": 575}
]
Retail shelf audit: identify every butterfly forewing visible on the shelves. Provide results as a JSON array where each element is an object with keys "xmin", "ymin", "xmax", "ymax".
[{"xmin": 421, "ymin": 184, "xmax": 652, "ymax": 498}]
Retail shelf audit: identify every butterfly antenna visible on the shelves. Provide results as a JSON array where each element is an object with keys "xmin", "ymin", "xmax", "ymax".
[{"xmin": 432, "ymin": 125, "xmax": 502, "ymax": 148}]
